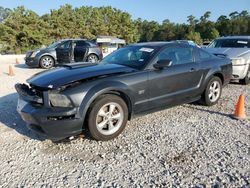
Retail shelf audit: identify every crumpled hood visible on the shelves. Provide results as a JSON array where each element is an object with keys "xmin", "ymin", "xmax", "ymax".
[
  {"xmin": 27, "ymin": 63, "xmax": 136, "ymax": 89},
  {"xmin": 205, "ymin": 48, "xmax": 250, "ymax": 59}
]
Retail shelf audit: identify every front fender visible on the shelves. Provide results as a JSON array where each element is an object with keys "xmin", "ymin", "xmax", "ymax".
[
  {"xmin": 37, "ymin": 51, "xmax": 56, "ymax": 62},
  {"xmin": 78, "ymin": 80, "xmax": 134, "ymax": 122}
]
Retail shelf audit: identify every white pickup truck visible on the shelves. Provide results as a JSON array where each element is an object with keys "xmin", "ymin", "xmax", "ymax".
[{"xmin": 205, "ymin": 36, "xmax": 250, "ymax": 85}]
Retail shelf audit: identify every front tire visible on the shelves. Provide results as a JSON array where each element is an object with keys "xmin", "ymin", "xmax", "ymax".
[
  {"xmin": 88, "ymin": 95, "xmax": 128, "ymax": 141},
  {"xmin": 39, "ymin": 56, "xmax": 55, "ymax": 69},
  {"xmin": 202, "ymin": 76, "xmax": 222, "ymax": 106}
]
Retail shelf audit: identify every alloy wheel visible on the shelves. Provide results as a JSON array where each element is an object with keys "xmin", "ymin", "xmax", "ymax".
[
  {"xmin": 41, "ymin": 57, "xmax": 53, "ymax": 68},
  {"xmin": 96, "ymin": 102, "xmax": 124, "ymax": 135},
  {"xmin": 208, "ymin": 80, "xmax": 221, "ymax": 102},
  {"xmin": 88, "ymin": 55, "xmax": 98, "ymax": 63}
]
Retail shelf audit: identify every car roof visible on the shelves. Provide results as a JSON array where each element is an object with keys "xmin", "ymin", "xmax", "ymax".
[
  {"xmin": 129, "ymin": 41, "xmax": 191, "ymax": 48},
  {"xmin": 58, "ymin": 39, "xmax": 89, "ymax": 42},
  {"xmin": 216, "ymin": 36, "xmax": 250, "ymax": 40},
  {"xmin": 57, "ymin": 39, "xmax": 97, "ymax": 46}
]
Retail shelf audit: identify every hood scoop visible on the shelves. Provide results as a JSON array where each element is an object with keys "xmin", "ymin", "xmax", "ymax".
[{"xmin": 61, "ymin": 62, "xmax": 98, "ymax": 69}]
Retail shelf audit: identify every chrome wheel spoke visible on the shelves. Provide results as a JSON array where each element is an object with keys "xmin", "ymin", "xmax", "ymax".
[
  {"xmin": 109, "ymin": 104, "xmax": 116, "ymax": 114},
  {"xmin": 108, "ymin": 121, "xmax": 115, "ymax": 130},
  {"xmin": 98, "ymin": 109, "xmax": 106, "ymax": 117},
  {"xmin": 111, "ymin": 113, "xmax": 121, "ymax": 120},
  {"xmin": 212, "ymin": 93, "xmax": 216, "ymax": 100},
  {"xmin": 97, "ymin": 120, "xmax": 108, "ymax": 128},
  {"xmin": 214, "ymin": 88, "xmax": 219, "ymax": 93},
  {"xmin": 209, "ymin": 93, "xmax": 213, "ymax": 98},
  {"xmin": 213, "ymin": 83, "xmax": 217, "ymax": 89}
]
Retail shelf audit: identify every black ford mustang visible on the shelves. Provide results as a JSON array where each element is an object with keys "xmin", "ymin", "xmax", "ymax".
[{"xmin": 15, "ymin": 42, "xmax": 232, "ymax": 141}]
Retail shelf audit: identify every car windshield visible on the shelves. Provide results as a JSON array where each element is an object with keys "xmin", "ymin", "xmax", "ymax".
[
  {"xmin": 47, "ymin": 41, "xmax": 63, "ymax": 49},
  {"xmin": 208, "ymin": 39, "xmax": 250, "ymax": 48},
  {"xmin": 100, "ymin": 46, "xmax": 158, "ymax": 69}
]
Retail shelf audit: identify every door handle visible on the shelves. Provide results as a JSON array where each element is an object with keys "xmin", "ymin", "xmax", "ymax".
[{"xmin": 189, "ymin": 68, "xmax": 196, "ymax": 72}]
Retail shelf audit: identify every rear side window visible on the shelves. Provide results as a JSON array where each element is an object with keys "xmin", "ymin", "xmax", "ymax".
[
  {"xmin": 210, "ymin": 39, "xmax": 250, "ymax": 48},
  {"xmin": 199, "ymin": 49, "xmax": 212, "ymax": 60}
]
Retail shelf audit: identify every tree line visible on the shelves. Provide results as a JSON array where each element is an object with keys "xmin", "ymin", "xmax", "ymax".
[{"xmin": 0, "ymin": 5, "xmax": 249, "ymax": 54}]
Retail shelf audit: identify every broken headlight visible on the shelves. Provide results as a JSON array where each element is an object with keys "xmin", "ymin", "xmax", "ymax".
[{"xmin": 49, "ymin": 93, "xmax": 73, "ymax": 107}]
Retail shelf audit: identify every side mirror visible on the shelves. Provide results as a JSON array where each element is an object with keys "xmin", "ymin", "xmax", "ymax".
[{"xmin": 153, "ymin": 59, "xmax": 172, "ymax": 70}]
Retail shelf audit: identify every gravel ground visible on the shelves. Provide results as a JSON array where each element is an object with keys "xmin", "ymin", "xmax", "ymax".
[{"xmin": 0, "ymin": 57, "xmax": 249, "ymax": 187}]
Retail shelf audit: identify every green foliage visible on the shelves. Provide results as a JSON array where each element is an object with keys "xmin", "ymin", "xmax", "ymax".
[
  {"xmin": 0, "ymin": 5, "xmax": 138, "ymax": 53},
  {"xmin": 137, "ymin": 10, "xmax": 250, "ymax": 43},
  {"xmin": 185, "ymin": 31, "xmax": 203, "ymax": 44},
  {"xmin": 0, "ymin": 5, "xmax": 249, "ymax": 54},
  {"xmin": 0, "ymin": 6, "xmax": 50, "ymax": 53},
  {"xmin": 135, "ymin": 19, "xmax": 160, "ymax": 42}
]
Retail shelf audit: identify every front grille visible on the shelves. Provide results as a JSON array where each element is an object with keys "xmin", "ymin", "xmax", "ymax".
[{"xmin": 15, "ymin": 83, "xmax": 43, "ymax": 104}]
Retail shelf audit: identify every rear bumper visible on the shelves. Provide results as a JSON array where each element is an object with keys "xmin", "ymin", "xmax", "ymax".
[
  {"xmin": 232, "ymin": 64, "xmax": 249, "ymax": 80},
  {"xmin": 17, "ymin": 97, "xmax": 83, "ymax": 141}
]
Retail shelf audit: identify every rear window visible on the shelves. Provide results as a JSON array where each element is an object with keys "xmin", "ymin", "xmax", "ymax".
[{"xmin": 209, "ymin": 39, "xmax": 250, "ymax": 48}]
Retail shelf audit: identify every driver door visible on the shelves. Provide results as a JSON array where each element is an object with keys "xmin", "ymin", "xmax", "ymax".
[
  {"xmin": 56, "ymin": 40, "xmax": 72, "ymax": 64},
  {"xmin": 147, "ymin": 46, "xmax": 203, "ymax": 109}
]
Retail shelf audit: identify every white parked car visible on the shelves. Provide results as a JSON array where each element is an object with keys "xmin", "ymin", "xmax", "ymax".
[{"xmin": 205, "ymin": 36, "xmax": 250, "ymax": 85}]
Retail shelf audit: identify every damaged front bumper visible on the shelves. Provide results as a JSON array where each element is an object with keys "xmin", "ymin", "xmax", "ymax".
[{"xmin": 15, "ymin": 84, "xmax": 83, "ymax": 141}]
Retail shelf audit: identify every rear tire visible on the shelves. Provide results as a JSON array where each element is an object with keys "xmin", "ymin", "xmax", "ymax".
[
  {"xmin": 202, "ymin": 76, "xmax": 222, "ymax": 106},
  {"xmin": 88, "ymin": 95, "xmax": 128, "ymax": 141},
  {"xmin": 87, "ymin": 54, "xmax": 99, "ymax": 63},
  {"xmin": 39, "ymin": 56, "xmax": 55, "ymax": 69},
  {"xmin": 239, "ymin": 67, "xmax": 250, "ymax": 85}
]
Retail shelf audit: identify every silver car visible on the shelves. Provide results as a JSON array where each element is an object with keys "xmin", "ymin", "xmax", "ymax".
[{"xmin": 205, "ymin": 36, "xmax": 250, "ymax": 85}]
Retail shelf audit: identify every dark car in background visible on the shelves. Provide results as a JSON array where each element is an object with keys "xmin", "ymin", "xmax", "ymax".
[
  {"xmin": 25, "ymin": 39, "xmax": 103, "ymax": 69},
  {"xmin": 16, "ymin": 42, "xmax": 232, "ymax": 141}
]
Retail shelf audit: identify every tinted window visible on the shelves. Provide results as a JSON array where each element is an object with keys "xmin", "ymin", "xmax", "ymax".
[
  {"xmin": 75, "ymin": 40, "xmax": 89, "ymax": 47},
  {"xmin": 156, "ymin": 47, "xmax": 194, "ymax": 65},
  {"xmin": 58, "ymin": 41, "xmax": 71, "ymax": 49},
  {"xmin": 209, "ymin": 39, "xmax": 250, "ymax": 48},
  {"xmin": 199, "ymin": 49, "xmax": 211, "ymax": 60}
]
